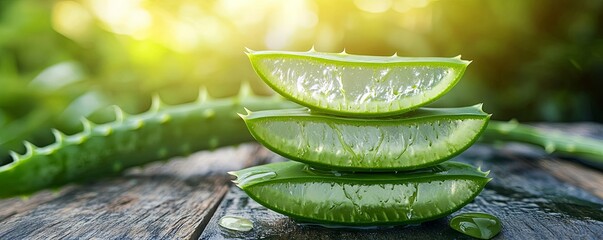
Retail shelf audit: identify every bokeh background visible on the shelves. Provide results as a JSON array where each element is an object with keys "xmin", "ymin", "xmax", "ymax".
[{"xmin": 1, "ymin": 0, "xmax": 602, "ymax": 162}]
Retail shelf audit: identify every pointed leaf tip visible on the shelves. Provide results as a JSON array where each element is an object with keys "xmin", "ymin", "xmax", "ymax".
[
  {"xmin": 244, "ymin": 47, "xmax": 255, "ymax": 54},
  {"xmin": 239, "ymin": 107, "xmax": 253, "ymax": 117},
  {"xmin": 228, "ymin": 171, "xmax": 240, "ymax": 184},
  {"xmin": 473, "ymin": 103, "xmax": 484, "ymax": 111},
  {"xmin": 454, "ymin": 55, "xmax": 472, "ymax": 65}
]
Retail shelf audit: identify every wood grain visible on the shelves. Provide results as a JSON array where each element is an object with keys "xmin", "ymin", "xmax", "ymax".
[
  {"xmin": 0, "ymin": 144, "xmax": 265, "ymax": 240},
  {"xmin": 537, "ymin": 158, "xmax": 603, "ymax": 199}
]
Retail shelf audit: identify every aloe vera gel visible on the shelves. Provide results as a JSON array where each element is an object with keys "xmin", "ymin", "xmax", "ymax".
[
  {"xmin": 450, "ymin": 212, "xmax": 501, "ymax": 239},
  {"xmin": 231, "ymin": 161, "xmax": 490, "ymax": 225},
  {"xmin": 248, "ymin": 51, "xmax": 470, "ymax": 117},
  {"xmin": 241, "ymin": 106, "xmax": 490, "ymax": 171},
  {"xmin": 233, "ymin": 50, "xmax": 492, "ymax": 226}
]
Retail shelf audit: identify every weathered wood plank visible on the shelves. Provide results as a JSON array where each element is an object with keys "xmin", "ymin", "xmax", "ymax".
[
  {"xmin": 200, "ymin": 144, "xmax": 603, "ymax": 240},
  {"xmin": 0, "ymin": 144, "xmax": 266, "ymax": 240},
  {"xmin": 536, "ymin": 158, "xmax": 603, "ymax": 199}
]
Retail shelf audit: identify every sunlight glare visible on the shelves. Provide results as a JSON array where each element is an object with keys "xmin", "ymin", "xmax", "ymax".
[
  {"xmin": 264, "ymin": 0, "xmax": 318, "ymax": 49},
  {"xmin": 353, "ymin": 0, "xmax": 393, "ymax": 13},
  {"xmin": 87, "ymin": 0, "xmax": 152, "ymax": 39},
  {"xmin": 393, "ymin": 0, "xmax": 435, "ymax": 13},
  {"xmin": 52, "ymin": 1, "xmax": 93, "ymax": 42}
]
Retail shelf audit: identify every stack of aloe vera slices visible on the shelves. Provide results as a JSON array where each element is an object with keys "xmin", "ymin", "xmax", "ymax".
[{"xmin": 230, "ymin": 50, "xmax": 491, "ymax": 226}]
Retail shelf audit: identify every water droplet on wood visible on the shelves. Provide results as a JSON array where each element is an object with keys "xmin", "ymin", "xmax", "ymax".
[
  {"xmin": 219, "ymin": 216, "xmax": 253, "ymax": 232},
  {"xmin": 449, "ymin": 212, "xmax": 501, "ymax": 239}
]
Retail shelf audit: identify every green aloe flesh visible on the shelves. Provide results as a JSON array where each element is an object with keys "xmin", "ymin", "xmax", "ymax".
[
  {"xmin": 231, "ymin": 161, "xmax": 490, "ymax": 225},
  {"xmin": 240, "ymin": 105, "xmax": 490, "ymax": 171},
  {"xmin": 248, "ymin": 50, "xmax": 470, "ymax": 117}
]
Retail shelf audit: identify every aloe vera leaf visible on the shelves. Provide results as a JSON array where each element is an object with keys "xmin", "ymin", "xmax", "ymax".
[
  {"xmin": 240, "ymin": 105, "xmax": 490, "ymax": 171},
  {"xmin": 0, "ymin": 87, "xmax": 298, "ymax": 198},
  {"xmin": 248, "ymin": 50, "xmax": 470, "ymax": 117},
  {"xmin": 482, "ymin": 120, "xmax": 603, "ymax": 165},
  {"xmin": 3, "ymin": 94, "xmax": 602, "ymax": 198},
  {"xmin": 230, "ymin": 161, "xmax": 490, "ymax": 225}
]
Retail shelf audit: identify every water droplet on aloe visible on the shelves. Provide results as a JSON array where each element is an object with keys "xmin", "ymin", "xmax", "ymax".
[
  {"xmin": 219, "ymin": 216, "xmax": 253, "ymax": 232},
  {"xmin": 449, "ymin": 212, "xmax": 501, "ymax": 240}
]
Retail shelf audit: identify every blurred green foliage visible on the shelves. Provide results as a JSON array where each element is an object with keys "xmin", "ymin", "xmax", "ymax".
[{"xmin": 1, "ymin": 0, "xmax": 602, "ymax": 163}]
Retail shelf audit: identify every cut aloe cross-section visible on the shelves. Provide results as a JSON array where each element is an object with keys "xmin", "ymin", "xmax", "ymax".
[
  {"xmin": 230, "ymin": 161, "xmax": 490, "ymax": 225},
  {"xmin": 248, "ymin": 50, "xmax": 470, "ymax": 117},
  {"xmin": 240, "ymin": 105, "xmax": 490, "ymax": 171}
]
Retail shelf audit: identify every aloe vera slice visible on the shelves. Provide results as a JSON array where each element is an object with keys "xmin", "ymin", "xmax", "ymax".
[
  {"xmin": 231, "ymin": 161, "xmax": 490, "ymax": 225},
  {"xmin": 248, "ymin": 50, "xmax": 470, "ymax": 117},
  {"xmin": 240, "ymin": 105, "xmax": 490, "ymax": 171}
]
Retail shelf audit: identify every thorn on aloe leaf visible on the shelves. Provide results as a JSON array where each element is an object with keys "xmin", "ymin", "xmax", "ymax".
[
  {"xmin": 112, "ymin": 105, "xmax": 125, "ymax": 123},
  {"xmin": 544, "ymin": 141, "xmax": 556, "ymax": 153},
  {"xmin": 51, "ymin": 129, "xmax": 65, "ymax": 144},
  {"xmin": 159, "ymin": 113, "xmax": 171, "ymax": 124},
  {"xmin": 80, "ymin": 117, "xmax": 93, "ymax": 134},
  {"xmin": 150, "ymin": 94, "xmax": 164, "ymax": 112},
  {"xmin": 244, "ymin": 47, "xmax": 255, "ymax": 54},
  {"xmin": 238, "ymin": 82, "xmax": 253, "ymax": 99},
  {"xmin": 197, "ymin": 86, "xmax": 210, "ymax": 103},
  {"xmin": 203, "ymin": 109, "xmax": 216, "ymax": 119},
  {"xmin": 8, "ymin": 151, "xmax": 19, "ymax": 162},
  {"xmin": 22, "ymin": 141, "xmax": 35, "ymax": 158}
]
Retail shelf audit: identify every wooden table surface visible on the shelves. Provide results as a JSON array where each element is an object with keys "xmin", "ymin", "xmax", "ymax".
[{"xmin": 1, "ymin": 124, "xmax": 602, "ymax": 239}]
